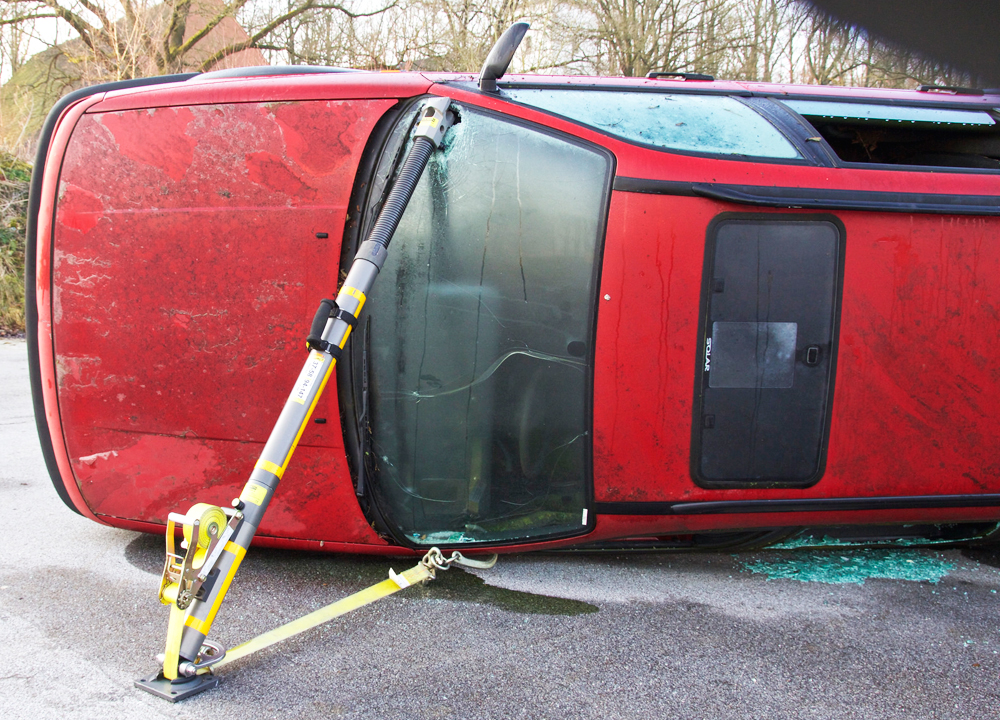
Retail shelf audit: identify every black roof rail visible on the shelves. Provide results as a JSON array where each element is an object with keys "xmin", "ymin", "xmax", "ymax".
[
  {"xmin": 194, "ymin": 65, "xmax": 362, "ymax": 81},
  {"xmin": 917, "ymin": 84, "xmax": 984, "ymax": 95},
  {"xmin": 646, "ymin": 71, "xmax": 715, "ymax": 81}
]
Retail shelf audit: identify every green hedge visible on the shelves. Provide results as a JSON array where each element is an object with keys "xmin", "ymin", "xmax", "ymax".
[{"xmin": 0, "ymin": 153, "xmax": 30, "ymax": 336}]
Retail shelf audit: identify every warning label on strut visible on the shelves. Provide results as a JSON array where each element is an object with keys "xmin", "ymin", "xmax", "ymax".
[
  {"xmin": 292, "ymin": 351, "xmax": 327, "ymax": 405},
  {"xmin": 241, "ymin": 482, "xmax": 268, "ymax": 506}
]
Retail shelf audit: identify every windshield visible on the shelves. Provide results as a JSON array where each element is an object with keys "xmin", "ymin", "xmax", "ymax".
[
  {"xmin": 505, "ymin": 88, "xmax": 801, "ymax": 159},
  {"xmin": 361, "ymin": 103, "xmax": 610, "ymax": 545}
]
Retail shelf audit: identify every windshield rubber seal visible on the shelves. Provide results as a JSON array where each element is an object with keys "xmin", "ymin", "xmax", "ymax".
[
  {"xmin": 352, "ymin": 99, "xmax": 615, "ymax": 550},
  {"xmin": 336, "ymin": 96, "xmax": 423, "ymax": 539}
]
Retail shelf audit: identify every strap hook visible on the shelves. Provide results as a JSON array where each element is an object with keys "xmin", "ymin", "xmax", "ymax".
[{"xmin": 420, "ymin": 547, "xmax": 498, "ymax": 575}]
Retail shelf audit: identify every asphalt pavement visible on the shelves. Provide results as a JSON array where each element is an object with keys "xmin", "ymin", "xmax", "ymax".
[{"xmin": 2, "ymin": 337, "xmax": 1000, "ymax": 719}]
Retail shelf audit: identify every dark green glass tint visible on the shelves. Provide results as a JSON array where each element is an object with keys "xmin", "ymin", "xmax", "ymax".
[{"xmin": 365, "ymin": 105, "xmax": 608, "ymax": 545}]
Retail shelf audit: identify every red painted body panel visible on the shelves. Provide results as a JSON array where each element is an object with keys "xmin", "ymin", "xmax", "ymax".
[
  {"xmin": 33, "ymin": 72, "xmax": 1000, "ymax": 552},
  {"xmin": 594, "ymin": 193, "xmax": 1000, "ymax": 504},
  {"xmin": 49, "ymin": 95, "xmax": 397, "ymax": 545}
]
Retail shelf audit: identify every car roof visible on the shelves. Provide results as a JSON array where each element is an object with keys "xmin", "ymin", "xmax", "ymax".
[
  {"xmin": 87, "ymin": 68, "xmax": 1000, "ymax": 114},
  {"xmin": 426, "ymin": 72, "xmax": 1000, "ymax": 108}
]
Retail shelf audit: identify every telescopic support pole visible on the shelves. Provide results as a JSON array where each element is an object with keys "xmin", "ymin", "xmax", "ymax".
[{"xmin": 136, "ymin": 96, "xmax": 455, "ymax": 702}]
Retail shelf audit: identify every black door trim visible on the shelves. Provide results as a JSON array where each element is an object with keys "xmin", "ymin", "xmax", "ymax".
[
  {"xmin": 613, "ymin": 177, "xmax": 1000, "ymax": 215},
  {"xmin": 596, "ymin": 494, "xmax": 1000, "ymax": 516}
]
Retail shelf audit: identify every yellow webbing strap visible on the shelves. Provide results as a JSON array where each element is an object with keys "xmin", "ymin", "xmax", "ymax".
[
  {"xmin": 214, "ymin": 562, "xmax": 433, "ymax": 669},
  {"xmin": 162, "ymin": 602, "xmax": 186, "ymax": 680}
]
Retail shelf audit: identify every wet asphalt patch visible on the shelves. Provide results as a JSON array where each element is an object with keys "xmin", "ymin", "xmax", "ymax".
[
  {"xmin": 124, "ymin": 532, "xmax": 164, "ymax": 574},
  {"xmin": 126, "ymin": 531, "xmax": 598, "ymax": 616}
]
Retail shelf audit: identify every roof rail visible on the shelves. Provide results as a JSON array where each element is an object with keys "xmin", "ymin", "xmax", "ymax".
[
  {"xmin": 646, "ymin": 71, "xmax": 715, "ymax": 81},
  {"xmin": 917, "ymin": 84, "xmax": 984, "ymax": 95},
  {"xmin": 194, "ymin": 66, "xmax": 361, "ymax": 81}
]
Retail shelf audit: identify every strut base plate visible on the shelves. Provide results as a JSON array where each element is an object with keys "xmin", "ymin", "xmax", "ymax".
[{"xmin": 134, "ymin": 671, "xmax": 219, "ymax": 702}]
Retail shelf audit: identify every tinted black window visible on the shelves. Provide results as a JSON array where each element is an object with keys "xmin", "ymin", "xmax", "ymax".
[{"xmin": 694, "ymin": 217, "xmax": 842, "ymax": 488}]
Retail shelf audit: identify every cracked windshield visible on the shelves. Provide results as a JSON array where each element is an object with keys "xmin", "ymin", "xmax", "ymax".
[{"xmin": 366, "ymin": 104, "xmax": 610, "ymax": 545}]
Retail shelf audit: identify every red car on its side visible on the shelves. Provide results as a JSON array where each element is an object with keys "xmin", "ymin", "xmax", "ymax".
[{"xmin": 27, "ymin": 66, "xmax": 1000, "ymax": 555}]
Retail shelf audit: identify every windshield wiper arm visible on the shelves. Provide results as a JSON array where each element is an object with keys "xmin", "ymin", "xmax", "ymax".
[{"xmin": 356, "ymin": 316, "xmax": 371, "ymax": 497}]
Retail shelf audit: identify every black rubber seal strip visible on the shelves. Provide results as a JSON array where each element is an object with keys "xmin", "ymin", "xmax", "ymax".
[
  {"xmin": 614, "ymin": 179, "xmax": 699, "ymax": 196},
  {"xmin": 596, "ymin": 494, "xmax": 1000, "ymax": 516},
  {"xmin": 335, "ymin": 96, "xmax": 414, "ymax": 537},
  {"xmin": 26, "ymin": 74, "xmax": 197, "ymax": 516},
  {"xmin": 739, "ymin": 96, "xmax": 840, "ymax": 167},
  {"xmin": 347, "ymin": 102, "xmax": 615, "ymax": 551},
  {"xmin": 613, "ymin": 176, "xmax": 1000, "ymax": 216}
]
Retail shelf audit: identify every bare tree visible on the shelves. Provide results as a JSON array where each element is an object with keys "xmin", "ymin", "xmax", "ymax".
[
  {"xmin": 0, "ymin": 0, "xmax": 396, "ymax": 80},
  {"xmin": 552, "ymin": 0, "xmax": 706, "ymax": 77},
  {"xmin": 417, "ymin": 0, "xmax": 529, "ymax": 72},
  {"xmin": 1, "ymin": 0, "xmax": 980, "ymax": 95},
  {"xmin": 718, "ymin": 0, "xmax": 802, "ymax": 82},
  {"xmin": 858, "ymin": 37, "xmax": 976, "ymax": 89},
  {"xmin": 0, "ymin": 4, "xmax": 43, "ymax": 79}
]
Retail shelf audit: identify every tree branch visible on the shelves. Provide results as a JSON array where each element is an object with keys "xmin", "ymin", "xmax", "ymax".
[
  {"xmin": 314, "ymin": 1, "xmax": 398, "ymax": 20},
  {"xmin": 194, "ymin": 1, "xmax": 397, "ymax": 72},
  {"xmin": 41, "ymin": 0, "xmax": 99, "ymax": 54},
  {"xmin": 163, "ymin": 0, "xmax": 192, "ymax": 65},
  {"xmin": 167, "ymin": 0, "xmax": 252, "ymax": 66},
  {"xmin": 73, "ymin": 0, "xmax": 112, "ymax": 31},
  {"xmin": 0, "ymin": 13, "xmax": 58, "ymax": 26}
]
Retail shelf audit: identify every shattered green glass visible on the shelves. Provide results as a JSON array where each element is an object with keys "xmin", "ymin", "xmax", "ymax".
[{"xmin": 742, "ymin": 549, "xmax": 956, "ymax": 585}]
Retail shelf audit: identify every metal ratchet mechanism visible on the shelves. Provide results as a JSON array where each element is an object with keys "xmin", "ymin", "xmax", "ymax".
[
  {"xmin": 136, "ymin": 97, "xmax": 457, "ymax": 703},
  {"xmin": 159, "ymin": 502, "xmax": 243, "ymax": 611}
]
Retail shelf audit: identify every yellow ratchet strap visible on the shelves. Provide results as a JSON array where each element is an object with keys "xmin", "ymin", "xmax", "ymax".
[
  {"xmin": 162, "ymin": 602, "xmax": 186, "ymax": 680},
  {"xmin": 214, "ymin": 561, "xmax": 434, "ymax": 669}
]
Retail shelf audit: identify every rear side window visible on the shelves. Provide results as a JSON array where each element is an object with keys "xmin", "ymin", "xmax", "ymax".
[
  {"xmin": 364, "ymin": 104, "xmax": 610, "ymax": 546},
  {"xmin": 693, "ymin": 216, "xmax": 843, "ymax": 488},
  {"xmin": 783, "ymin": 99, "xmax": 1000, "ymax": 169},
  {"xmin": 505, "ymin": 88, "xmax": 802, "ymax": 160}
]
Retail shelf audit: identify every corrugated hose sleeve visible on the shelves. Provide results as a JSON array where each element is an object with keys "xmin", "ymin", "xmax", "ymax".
[{"xmin": 366, "ymin": 136, "xmax": 436, "ymax": 249}]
